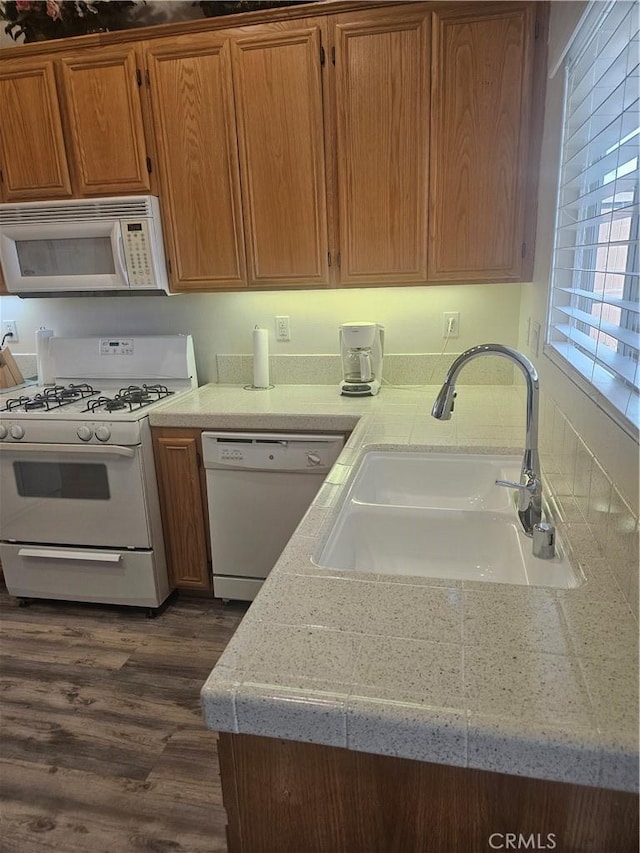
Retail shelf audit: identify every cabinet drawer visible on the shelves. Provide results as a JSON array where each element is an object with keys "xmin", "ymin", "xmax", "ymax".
[{"xmin": 0, "ymin": 543, "xmax": 170, "ymax": 608}]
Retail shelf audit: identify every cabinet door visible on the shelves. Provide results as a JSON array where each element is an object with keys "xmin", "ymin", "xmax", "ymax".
[
  {"xmin": 59, "ymin": 46, "xmax": 150, "ymax": 196},
  {"xmin": 145, "ymin": 35, "xmax": 246, "ymax": 290},
  {"xmin": 429, "ymin": 3, "xmax": 536, "ymax": 281},
  {"xmin": 333, "ymin": 8, "xmax": 430, "ymax": 284},
  {"xmin": 0, "ymin": 60, "xmax": 72, "ymax": 201},
  {"xmin": 152, "ymin": 430, "xmax": 211, "ymax": 592},
  {"xmin": 232, "ymin": 23, "xmax": 330, "ymax": 286}
]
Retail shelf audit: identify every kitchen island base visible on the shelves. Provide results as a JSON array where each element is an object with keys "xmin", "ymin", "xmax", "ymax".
[{"xmin": 217, "ymin": 733, "xmax": 638, "ymax": 853}]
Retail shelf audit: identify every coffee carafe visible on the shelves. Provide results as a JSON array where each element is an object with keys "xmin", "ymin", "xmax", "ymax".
[{"xmin": 339, "ymin": 322, "xmax": 384, "ymax": 396}]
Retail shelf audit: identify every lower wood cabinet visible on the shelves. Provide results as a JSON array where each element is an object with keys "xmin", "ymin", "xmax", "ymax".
[
  {"xmin": 152, "ymin": 427, "xmax": 212, "ymax": 593},
  {"xmin": 217, "ymin": 733, "xmax": 639, "ymax": 853}
]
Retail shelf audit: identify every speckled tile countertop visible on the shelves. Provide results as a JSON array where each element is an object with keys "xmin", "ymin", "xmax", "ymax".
[{"xmin": 150, "ymin": 384, "xmax": 639, "ymax": 793}]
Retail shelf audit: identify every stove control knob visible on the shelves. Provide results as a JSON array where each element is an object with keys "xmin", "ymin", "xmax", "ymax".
[
  {"xmin": 95, "ymin": 426, "xmax": 111, "ymax": 442},
  {"xmin": 0, "ymin": 424, "xmax": 7, "ymax": 440},
  {"xmin": 77, "ymin": 425, "xmax": 93, "ymax": 442},
  {"xmin": 10, "ymin": 424, "xmax": 25, "ymax": 440}
]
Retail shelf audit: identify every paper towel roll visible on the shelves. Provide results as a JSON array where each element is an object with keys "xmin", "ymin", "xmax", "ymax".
[
  {"xmin": 252, "ymin": 327, "xmax": 270, "ymax": 388},
  {"xmin": 35, "ymin": 327, "xmax": 54, "ymax": 386}
]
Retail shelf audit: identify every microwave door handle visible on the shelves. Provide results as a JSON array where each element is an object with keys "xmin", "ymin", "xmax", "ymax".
[
  {"xmin": 18, "ymin": 547, "xmax": 122, "ymax": 563},
  {"xmin": 112, "ymin": 224, "xmax": 129, "ymax": 286},
  {"xmin": 0, "ymin": 442, "xmax": 135, "ymax": 458}
]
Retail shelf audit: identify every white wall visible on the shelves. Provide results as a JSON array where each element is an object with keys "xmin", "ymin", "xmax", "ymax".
[
  {"xmin": 0, "ymin": 283, "xmax": 522, "ymax": 384},
  {"xmin": 517, "ymin": 1, "xmax": 639, "ymax": 509}
]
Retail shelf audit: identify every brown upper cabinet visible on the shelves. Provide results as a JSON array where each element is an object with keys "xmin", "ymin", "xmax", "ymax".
[
  {"xmin": 141, "ymin": 2, "xmax": 542, "ymax": 291},
  {"xmin": 429, "ymin": 2, "xmax": 539, "ymax": 282},
  {"xmin": 0, "ymin": 59, "xmax": 72, "ymax": 201},
  {"xmin": 145, "ymin": 17, "xmax": 331, "ymax": 292},
  {"xmin": 58, "ymin": 45, "xmax": 151, "ymax": 196},
  {"xmin": 332, "ymin": 6, "xmax": 430, "ymax": 284},
  {"xmin": 0, "ymin": 45, "xmax": 151, "ymax": 201},
  {"xmin": 145, "ymin": 34, "xmax": 246, "ymax": 290},
  {"xmin": 232, "ymin": 21, "xmax": 330, "ymax": 287},
  {"xmin": 143, "ymin": 8, "xmax": 433, "ymax": 291},
  {"xmin": 0, "ymin": 1, "xmax": 546, "ymax": 287}
]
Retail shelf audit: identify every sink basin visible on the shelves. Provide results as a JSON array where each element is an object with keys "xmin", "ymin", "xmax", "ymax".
[
  {"xmin": 315, "ymin": 451, "xmax": 580, "ymax": 589},
  {"xmin": 349, "ymin": 451, "xmax": 521, "ymax": 510}
]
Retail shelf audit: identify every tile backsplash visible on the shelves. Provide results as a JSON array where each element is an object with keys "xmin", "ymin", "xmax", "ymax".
[
  {"xmin": 9, "ymin": 353, "xmax": 36, "ymax": 380},
  {"xmin": 216, "ymin": 353, "xmax": 515, "ymax": 386},
  {"xmin": 540, "ymin": 390, "xmax": 639, "ymax": 620}
]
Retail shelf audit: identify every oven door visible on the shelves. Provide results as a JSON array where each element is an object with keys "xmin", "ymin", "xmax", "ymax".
[{"xmin": 0, "ymin": 442, "xmax": 151, "ymax": 548}]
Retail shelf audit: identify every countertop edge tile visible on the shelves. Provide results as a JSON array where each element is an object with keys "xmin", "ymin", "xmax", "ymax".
[
  {"xmin": 598, "ymin": 737, "xmax": 640, "ymax": 793},
  {"xmin": 200, "ymin": 666, "xmax": 241, "ymax": 734},
  {"xmin": 467, "ymin": 713, "xmax": 602, "ymax": 788},
  {"xmin": 346, "ymin": 697, "xmax": 468, "ymax": 767},
  {"xmin": 235, "ymin": 683, "xmax": 348, "ymax": 749}
]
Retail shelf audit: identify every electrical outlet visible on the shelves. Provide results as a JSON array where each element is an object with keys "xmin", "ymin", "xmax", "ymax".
[
  {"xmin": 442, "ymin": 312, "xmax": 459, "ymax": 338},
  {"xmin": 275, "ymin": 315, "xmax": 291, "ymax": 342},
  {"xmin": 1, "ymin": 320, "xmax": 18, "ymax": 344},
  {"xmin": 526, "ymin": 316, "xmax": 532, "ymax": 347}
]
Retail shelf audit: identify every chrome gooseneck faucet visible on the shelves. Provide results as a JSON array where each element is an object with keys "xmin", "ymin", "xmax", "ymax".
[{"xmin": 432, "ymin": 343, "xmax": 542, "ymax": 536}]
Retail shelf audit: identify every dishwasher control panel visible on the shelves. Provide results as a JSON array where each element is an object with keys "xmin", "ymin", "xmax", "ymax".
[
  {"xmin": 220, "ymin": 447, "xmax": 245, "ymax": 462},
  {"xmin": 202, "ymin": 431, "xmax": 344, "ymax": 473}
]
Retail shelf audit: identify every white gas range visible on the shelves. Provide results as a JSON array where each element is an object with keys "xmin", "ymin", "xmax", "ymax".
[{"xmin": 0, "ymin": 335, "xmax": 197, "ymax": 612}]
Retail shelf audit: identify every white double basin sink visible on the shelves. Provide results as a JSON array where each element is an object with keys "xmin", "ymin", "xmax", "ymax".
[{"xmin": 315, "ymin": 451, "xmax": 580, "ymax": 588}]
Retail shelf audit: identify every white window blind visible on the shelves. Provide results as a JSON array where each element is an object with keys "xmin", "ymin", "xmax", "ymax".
[{"xmin": 548, "ymin": 0, "xmax": 639, "ymax": 432}]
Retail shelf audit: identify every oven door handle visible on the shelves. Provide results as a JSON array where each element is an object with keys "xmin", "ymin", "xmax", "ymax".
[
  {"xmin": 18, "ymin": 547, "xmax": 122, "ymax": 563},
  {"xmin": 0, "ymin": 442, "xmax": 135, "ymax": 458}
]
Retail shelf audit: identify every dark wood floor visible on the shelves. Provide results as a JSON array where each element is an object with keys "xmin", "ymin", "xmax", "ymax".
[{"xmin": 0, "ymin": 582, "xmax": 248, "ymax": 853}]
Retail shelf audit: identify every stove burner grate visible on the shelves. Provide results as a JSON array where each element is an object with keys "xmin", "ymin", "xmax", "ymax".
[
  {"xmin": 83, "ymin": 384, "xmax": 174, "ymax": 414},
  {"xmin": 4, "ymin": 395, "xmax": 32, "ymax": 412},
  {"xmin": 86, "ymin": 396, "xmax": 126, "ymax": 413},
  {"xmin": 2, "ymin": 383, "xmax": 99, "ymax": 413}
]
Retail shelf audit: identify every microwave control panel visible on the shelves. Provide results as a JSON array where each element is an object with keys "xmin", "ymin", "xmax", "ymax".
[{"xmin": 121, "ymin": 220, "xmax": 154, "ymax": 287}]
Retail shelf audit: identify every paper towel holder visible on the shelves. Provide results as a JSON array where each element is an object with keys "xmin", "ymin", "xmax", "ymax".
[
  {"xmin": 36, "ymin": 326, "xmax": 55, "ymax": 386},
  {"xmin": 245, "ymin": 324, "xmax": 275, "ymax": 390}
]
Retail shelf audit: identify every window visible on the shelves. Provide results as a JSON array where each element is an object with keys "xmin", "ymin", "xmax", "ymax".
[{"xmin": 547, "ymin": 0, "xmax": 639, "ymax": 433}]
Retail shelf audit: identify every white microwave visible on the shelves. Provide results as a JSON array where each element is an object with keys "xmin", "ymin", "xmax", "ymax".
[{"xmin": 0, "ymin": 195, "xmax": 170, "ymax": 296}]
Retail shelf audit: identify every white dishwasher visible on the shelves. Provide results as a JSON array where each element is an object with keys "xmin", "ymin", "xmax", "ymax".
[{"xmin": 202, "ymin": 431, "xmax": 344, "ymax": 601}]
